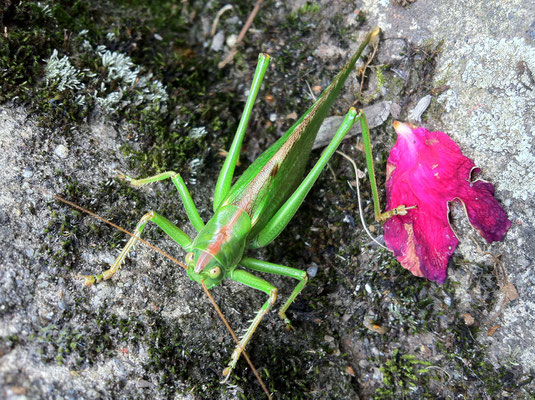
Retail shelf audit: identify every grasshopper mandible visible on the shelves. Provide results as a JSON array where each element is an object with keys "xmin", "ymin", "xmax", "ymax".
[{"xmin": 76, "ymin": 27, "xmax": 387, "ymax": 381}]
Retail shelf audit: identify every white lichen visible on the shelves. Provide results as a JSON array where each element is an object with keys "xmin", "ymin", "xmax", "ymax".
[
  {"xmin": 36, "ymin": 2, "xmax": 52, "ymax": 17},
  {"xmin": 189, "ymin": 127, "xmax": 207, "ymax": 139},
  {"xmin": 95, "ymin": 91, "xmax": 124, "ymax": 110},
  {"xmin": 436, "ymin": 36, "xmax": 535, "ymax": 202},
  {"xmin": 44, "ymin": 32, "xmax": 169, "ymax": 115},
  {"xmin": 95, "ymin": 47, "xmax": 168, "ymax": 113},
  {"xmin": 45, "ymin": 50, "xmax": 86, "ymax": 92}
]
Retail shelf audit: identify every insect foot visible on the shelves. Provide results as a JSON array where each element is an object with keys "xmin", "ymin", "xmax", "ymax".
[
  {"xmin": 278, "ymin": 311, "xmax": 295, "ymax": 332},
  {"xmin": 79, "ymin": 273, "xmax": 103, "ymax": 286}
]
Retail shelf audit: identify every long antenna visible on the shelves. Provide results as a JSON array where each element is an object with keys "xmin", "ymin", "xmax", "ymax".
[
  {"xmin": 53, "ymin": 195, "xmax": 187, "ymax": 269},
  {"xmin": 52, "ymin": 194, "xmax": 271, "ymax": 399}
]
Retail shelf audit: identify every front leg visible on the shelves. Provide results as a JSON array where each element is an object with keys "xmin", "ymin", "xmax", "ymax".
[
  {"xmin": 119, "ymin": 171, "xmax": 205, "ymax": 232},
  {"xmin": 82, "ymin": 210, "xmax": 192, "ymax": 285},
  {"xmin": 240, "ymin": 257, "xmax": 308, "ymax": 329},
  {"xmin": 222, "ymin": 269, "xmax": 278, "ymax": 382}
]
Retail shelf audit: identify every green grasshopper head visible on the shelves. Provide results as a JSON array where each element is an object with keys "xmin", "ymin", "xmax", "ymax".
[
  {"xmin": 185, "ymin": 205, "xmax": 251, "ymax": 289},
  {"xmin": 185, "ymin": 249, "xmax": 224, "ymax": 288}
]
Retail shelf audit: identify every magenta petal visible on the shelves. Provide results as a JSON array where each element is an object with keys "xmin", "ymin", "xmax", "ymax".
[
  {"xmin": 383, "ymin": 122, "xmax": 511, "ymax": 283},
  {"xmin": 384, "ymin": 207, "xmax": 455, "ymax": 284},
  {"xmin": 455, "ymin": 179, "xmax": 511, "ymax": 243}
]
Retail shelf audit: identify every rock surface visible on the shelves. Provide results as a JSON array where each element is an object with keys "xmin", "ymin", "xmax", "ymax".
[
  {"xmin": 366, "ymin": 0, "xmax": 535, "ymax": 372},
  {"xmin": 1, "ymin": 0, "xmax": 534, "ymax": 399}
]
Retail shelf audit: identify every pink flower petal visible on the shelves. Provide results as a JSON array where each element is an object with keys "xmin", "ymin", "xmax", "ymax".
[{"xmin": 383, "ymin": 122, "xmax": 511, "ymax": 283}]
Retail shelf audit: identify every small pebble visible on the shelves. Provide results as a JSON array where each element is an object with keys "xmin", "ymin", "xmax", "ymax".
[
  {"xmin": 390, "ymin": 102, "xmax": 402, "ymax": 119},
  {"xmin": 137, "ymin": 379, "xmax": 155, "ymax": 389},
  {"xmin": 365, "ymin": 283, "xmax": 372, "ymax": 295},
  {"xmin": 58, "ymin": 300, "xmax": 67, "ymax": 311},
  {"xmin": 372, "ymin": 367, "xmax": 383, "ymax": 381},
  {"xmin": 226, "ymin": 33, "xmax": 238, "ymax": 47},
  {"xmin": 210, "ymin": 30, "xmax": 225, "ymax": 52},
  {"xmin": 38, "ymin": 281, "xmax": 49, "ymax": 289},
  {"xmin": 343, "ymin": 214, "xmax": 355, "ymax": 226},
  {"xmin": 22, "ymin": 168, "xmax": 33, "ymax": 178},
  {"xmin": 307, "ymin": 265, "xmax": 318, "ymax": 277},
  {"xmin": 102, "ymin": 255, "xmax": 115, "ymax": 265},
  {"xmin": 54, "ymin": 144, "xmax": 69, "ymax": 159}
]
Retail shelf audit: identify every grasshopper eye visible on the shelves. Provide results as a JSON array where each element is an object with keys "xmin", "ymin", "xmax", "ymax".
[
  {"xmin": 208, "ymin": 266, "xmax": 221, "ymax": 279},
  {"xmin": 185, "ymin": 252, "xmax": 195, "ymax": 266}
]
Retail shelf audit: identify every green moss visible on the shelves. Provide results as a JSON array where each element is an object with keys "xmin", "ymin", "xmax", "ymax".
[
  {"xmin": 0, "ymin": 334, "xmax": 21, "ymax": 359},
  {"xmin": 1, "ymin": 1, "xmax": 106, "ymax": 129},
  {"xmin": 36, "ymin": 309, "xmax": 144, "ymax": 368},
  {"xmin": 143, "ymin": 310, "xmax": 235, "ymax": 399},
  {"xmin": 297, "ymin": 2, "xmax": 321, "ymax": 15},
  {"xmin": 0, "ymin": 0, "xmax": 234, "ymax": 174},
  {"xmin": 374, "ymin": 349, "xmax": 433, "ymax": 399}
]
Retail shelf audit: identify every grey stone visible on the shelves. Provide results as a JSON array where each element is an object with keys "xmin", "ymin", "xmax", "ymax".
[{"xmin": 54, "ymin": 144, "xmax": 68, "ymax": 159}]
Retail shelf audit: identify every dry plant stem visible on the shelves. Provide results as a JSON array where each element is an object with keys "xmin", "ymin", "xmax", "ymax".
[
  {"xmin": 336, "ymin": 150, "xmax": 387, "ymax": 249},
  {"xmin": 201, "ymin": 280, "xmax": 272, "ymax": 400},
  {"xmin": 305, "ymin": 80, "xmax": 318, "ymax": 102},
  {"xmin": 326, "ymin": 162, "xmax": 337, "ymax": 181},
  {"xmin": 218, "ymin": 0, "xmax": 264, "ymax": 68},
  {"xmin": 211, "ymin": 4, "xmax": 234, "ymax": 36}
]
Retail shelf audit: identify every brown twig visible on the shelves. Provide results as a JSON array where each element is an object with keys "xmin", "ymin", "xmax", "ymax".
[{"xmin": 218, "ymin": 0, "xmax": 264, "ymax": 69}]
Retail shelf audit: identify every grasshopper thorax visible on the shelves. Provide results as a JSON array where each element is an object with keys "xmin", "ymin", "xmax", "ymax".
[{"xmin": 185, "ymin": 205, "xmax": 251, "ymax": 289}]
